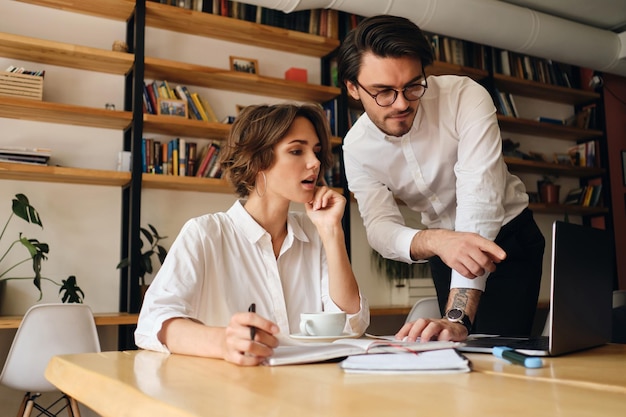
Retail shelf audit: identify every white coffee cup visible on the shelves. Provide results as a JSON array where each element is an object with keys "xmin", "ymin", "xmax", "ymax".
[{"xmin": 299, "ymin": 312, "xmax": 347, "ymax": 337}]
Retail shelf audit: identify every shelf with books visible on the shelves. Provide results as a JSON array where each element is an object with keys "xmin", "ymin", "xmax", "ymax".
[
  {"xmin": 427, "ymin": 60, "xmax": 489, "ymax": 82},
  {"xmin": 144, "ymin": 57, "xmax": 340, "ymax": 103},
  {"xmin": 493, "ymin": 73, "xmax": 600, "ymax": 105},
  {"xmin": 17, "ymin": 1, "xmax": 340, "ymax": 57},
  {"xmin": 144, "ymin": 1, "xmax": 339, "ymax": 57}
]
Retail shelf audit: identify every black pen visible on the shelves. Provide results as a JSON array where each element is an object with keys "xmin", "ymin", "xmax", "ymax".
[{"xmin": 248, "ymin": 303, "xmax": 256, "ymax": 341}]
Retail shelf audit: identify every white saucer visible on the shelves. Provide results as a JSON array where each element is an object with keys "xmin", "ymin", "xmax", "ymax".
[{"xmin": 289, "ymin": 332, "xmax": 360, "ymax": 343}]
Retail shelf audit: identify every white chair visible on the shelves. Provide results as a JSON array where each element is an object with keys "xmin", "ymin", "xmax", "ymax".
[
  {"xmin": 613, "ymin": 290, "xmax": 626, "ymax": 308},
  {"xmin": 405, "ymin": 297, "xmax": 441, "ymax": 323},
  {"xmin": 0, "ymin": 303, "xmax": 101, "ymax": 417}
]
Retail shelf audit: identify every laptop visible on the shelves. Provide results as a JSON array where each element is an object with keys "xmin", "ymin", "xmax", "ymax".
[{"xmin": 459, "ymin": 220, "xmax": 614, "ymax": 356}]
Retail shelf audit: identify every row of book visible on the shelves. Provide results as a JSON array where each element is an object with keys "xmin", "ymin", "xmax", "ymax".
[
  {"xmin": 150, "ymin": 0, "xmax": 340, "ymax": 38},
  {"xmin": 153, "ymin": 1, "xmax": 587, "ymax": 92},
  {"xmin": 143, "ymin": 80, "xmax": 219, "ymax": 123},
  {"xmin": 5, "ymin": 65, "xmax": 45, "ymax": 77},
  {"xmin": 493, "ymin": 88, "xmax": 519, "ymax": 118},
  {"xmin": 141, "ymin": 136, "xmax": 343, "ymax": 188},
  {"xmin": 0, "ymin": 146, "xmax": 51, "ymax": 165},
  {"xmin": 427, "ymin": 34, "xmax": 489, "ymax": 71},
  {"xmin": 142, "ymin": 137, "xmax": 220, "ymax": 178},
  {"xmin": 493, "ymin": 89, "xmax": 599, "ymax": 132},
  {"xmin": 568, "ymin": 140, "xmax": 599, "ymax": 168},
  {"xmin": 493, "ymin": 49, "xmax": 579, "ymax": 88},
  {"xmin": 563, "ymin": 184, "xmax": 603, "ymax": 207},
  {"xmin": 142, "ymin": 138, "xmax": 227, "ymax": 178}
]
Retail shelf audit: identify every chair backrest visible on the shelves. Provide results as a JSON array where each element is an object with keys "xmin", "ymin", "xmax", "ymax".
[
  {"xmin": 405, "ymin": 297, "xmax": 441, "ymax": 323},
  {"xmin": 0, "ymin": 303, "xmax": 101, "ymax": 393}
]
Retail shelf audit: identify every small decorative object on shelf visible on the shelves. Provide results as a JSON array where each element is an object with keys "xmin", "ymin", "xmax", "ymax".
[
  {"xmin": 0, "ymin": 66, "xmax": 44, "ymax": 101},
  {"xmin": 538, "ymin": 176, "xmax": 560, "ymax": 204},
  {"xmin": 0, "ymin": 194, "xmax": 84, "ymax": 303},
  {"xmin": 112, "ymin": 40, "xmax": 128, "ymax": 52},
  {"xmin": 285, "ymin": 67, "xmax": 308, "ymax": 83},
  {"xmin": 157, "ymin": 98, "xmax": 187, "ymax": 117},
  {"xmin": 229, "ymin": 56, "xmax": 259, "ymax": 74}
]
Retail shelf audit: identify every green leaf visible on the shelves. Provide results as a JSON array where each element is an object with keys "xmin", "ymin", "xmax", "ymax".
[
  {"xmin": 59, "ymin": 275, "xmax": 84, "ymax": 303},
  {"xmin": 156, "ymin": 245, "xmax": 168, "ymax": 264},
  {"xmin": 12, "ymin": 194, "xmax": 43, "ymax": 227},
  {"xmin": 140, "ymin": 227, "xmax": 154, "ymax": 245}
]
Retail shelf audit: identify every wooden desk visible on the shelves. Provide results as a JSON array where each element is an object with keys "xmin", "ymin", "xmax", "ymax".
[
  {"xmin": 45, "ymin": 346, "xmax": 626, "ymax": 417},
  {"xmin": 0, "ymin": 312, "xmax": 139, "ymax": 329},
  {"xmin": 470, "ymin": 344, "xmax": 626, "ymax": 393}
]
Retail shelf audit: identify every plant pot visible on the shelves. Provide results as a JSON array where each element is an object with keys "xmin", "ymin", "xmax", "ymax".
[{"xmin": 540, "ymin": 183, "xmax": 561, "ymax": 204}]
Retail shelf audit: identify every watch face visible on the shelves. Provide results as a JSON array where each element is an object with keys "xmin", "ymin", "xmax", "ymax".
[{"xmin": 446, "ymin": 308, "xmax": 464, "ymax": 321}]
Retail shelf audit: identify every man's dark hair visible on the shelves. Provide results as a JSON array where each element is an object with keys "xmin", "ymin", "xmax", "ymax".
[{"xmin": 337, "ymin": 14, "xmax": 434, "ymax": 85}]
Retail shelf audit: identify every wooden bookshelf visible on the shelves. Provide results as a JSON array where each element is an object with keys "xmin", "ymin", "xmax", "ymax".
[
  {"xmin": 16, "ymin": 0, "xmax": 340, "ymax": 57},
  {"xmin": 0, "ymin": 162, "xmax": 130, "ymax": 187},
  {"xmin": 144, "ymin": 57, "xmax": 340, "ymax": 103},
  {"xmin": 493, "ymin": 73, "xmax": 600, "ymax": 105},
  {"xmin": 497, "ymin": 115, "xmax": 603, "ymax": 142},
  {"xmin": 504, "ymin": 157, "xmax": 604, "ymax": 178},
  {"xmin": 428, "ymin": 60, "xmax": 489, "ymax": 82},
  {"xmin": 0, "ymin": 312, "xmax": 139, "ymax": 330},
  {"xmin": 528, "ymin": 202, "xmax": 608, "ymax": 216},
  {"xmin": 142, "ymin": 173, "xmax": 233, "ymax": 193},
  {"xmin": 145, "ymin": 1, "xmax": 340, "ymax": 57},
  {"xmin": 0, "ymin": 32, "xmax": 133, "ymax": 75},
  {"xmin": 16, "ymin": 0, "xmax": 136, "ymax": 21},
  {"xmin": 0, "ymin": 97, "xmax": 132, "ymax": 130},
  {"xmin": 143, "ymin": 114, "xmax": 231, "ymax": 139}
]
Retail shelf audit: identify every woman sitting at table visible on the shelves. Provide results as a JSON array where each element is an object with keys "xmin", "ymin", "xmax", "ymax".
[{"xmin": 135, "ymin": 103, "xmax": 369, "ymax": 365}]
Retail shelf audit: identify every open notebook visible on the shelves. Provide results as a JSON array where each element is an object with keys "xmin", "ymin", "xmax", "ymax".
[
  {"xmin": 460, "ymin": 221, "xmax": 614, "ymax": 356},
  {"xmin": 265, "ymin": 335, "xmax": 461, "ymax": 366}
]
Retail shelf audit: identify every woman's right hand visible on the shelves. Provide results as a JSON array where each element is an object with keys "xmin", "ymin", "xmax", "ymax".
[{"xmin": 222, "ymin": 310, "xmax": 280, "ymax": 366}]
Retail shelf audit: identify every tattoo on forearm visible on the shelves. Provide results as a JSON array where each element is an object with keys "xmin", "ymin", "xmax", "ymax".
[{"xmin": 452, "ymin": 289, "xmax": 469, "ymax": 310}]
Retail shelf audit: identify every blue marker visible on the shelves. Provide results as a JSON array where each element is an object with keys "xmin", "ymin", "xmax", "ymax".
[{"xmin": 493, "ymin": 346, "xmax": 543, "ymax": 368}]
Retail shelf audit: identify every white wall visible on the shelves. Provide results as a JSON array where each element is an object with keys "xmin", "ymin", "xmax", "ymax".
[{"xmin": 0, "ymin": 2, "xmax": 583, "ymax": 415}]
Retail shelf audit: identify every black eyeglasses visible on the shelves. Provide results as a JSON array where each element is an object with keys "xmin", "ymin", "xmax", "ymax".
[{"xmin": 354, "ymin": 78, "xmax": 428, "ymax": 107}]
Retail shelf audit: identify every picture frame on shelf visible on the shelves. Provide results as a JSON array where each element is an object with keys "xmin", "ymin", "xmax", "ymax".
[
  {"xmin": 230, "ymin": 56, "xmax": 259, "ymax": 74},
  {"xmin": 157, "ymin": 98, "xmax": 188, "ymax": 118}
]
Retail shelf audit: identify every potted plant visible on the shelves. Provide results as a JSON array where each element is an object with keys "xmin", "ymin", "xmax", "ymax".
[
  {"xmin": 537, "ymin": 175, "xmax": 561, "ymax": 204},
  {"xmin": 0, "ymin": 193, "xmax": 84, "ymax": 303},
  {"xmin": 116, "ymin": 224, "xmax": 168, "ymax": 298}
]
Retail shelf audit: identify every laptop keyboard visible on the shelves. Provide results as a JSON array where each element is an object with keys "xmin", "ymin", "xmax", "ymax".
[{"xmin": 463, "ymin": 336, "xmax": 549, "ymax": 350}]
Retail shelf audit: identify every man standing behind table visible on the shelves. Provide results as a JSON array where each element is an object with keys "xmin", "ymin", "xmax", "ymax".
[{"xmin": 337, "ymin": 15, "xmax": 545, "ymax": 341}]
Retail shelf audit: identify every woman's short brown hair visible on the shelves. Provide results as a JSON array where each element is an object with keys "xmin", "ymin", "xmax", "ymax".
[{"xmin": 219, "ymin": 103, "xmax": 333, "ymax": 198}]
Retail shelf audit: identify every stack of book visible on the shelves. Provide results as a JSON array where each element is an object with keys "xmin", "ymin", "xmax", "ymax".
[
  {"xmin": 143, "ymin": 80, "xmax": 219, "ymax": 123},
  {"xmin": 0, "ymin": 147, "xmax": 51, "ymax": 165}
]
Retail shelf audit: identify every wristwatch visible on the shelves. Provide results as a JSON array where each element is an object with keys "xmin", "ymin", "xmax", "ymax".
[{"xmin": 444, "ymin": 308, "xmax": 472, "ymax": 334}]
